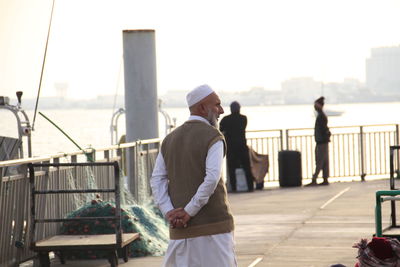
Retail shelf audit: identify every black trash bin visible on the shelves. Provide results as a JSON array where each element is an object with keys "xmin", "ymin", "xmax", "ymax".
[{"xmin": 278, "ymin": 150, "xmax": 302, "ymax": 187}]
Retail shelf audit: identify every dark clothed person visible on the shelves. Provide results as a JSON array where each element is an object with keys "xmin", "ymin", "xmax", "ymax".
[
  {"xmin": 315, "ymin": 110, "xmax": 330, "ymax": 144},
  {"xmin": 220, "ymin": 101, "xmax": 254, "ymax": 192},
  {"xmin": 308, "ymin": 97, "xmax": 331, "ymax": 186}
]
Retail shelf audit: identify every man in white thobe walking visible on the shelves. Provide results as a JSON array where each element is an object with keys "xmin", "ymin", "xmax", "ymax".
[{"xmin": 150, "ymin": 84, "xmax": 237, "ymax": 267}]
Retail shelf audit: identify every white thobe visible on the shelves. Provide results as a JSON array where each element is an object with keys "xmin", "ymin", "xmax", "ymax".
[{"xmin": 150, "ymin": 115, "xmax": 237, "ymax": 267}]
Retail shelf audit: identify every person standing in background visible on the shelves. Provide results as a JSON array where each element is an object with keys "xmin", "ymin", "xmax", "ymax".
[
  {"xmin": 220, "ymin": 101, "xmax": 254, "ymax": 192},
  {"xmin": 307, "ymin": 96, "xmax": 331, "ymax": 186},
  {"xmin": 150, "ymin": 84, "xmax": 237, "ymax": 267}
]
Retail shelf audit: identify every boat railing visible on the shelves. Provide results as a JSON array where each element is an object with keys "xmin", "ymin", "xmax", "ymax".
[
  {"xmin": 0, "ymin": 93, "xmax": 32, "ymax": 158},
  {"xmin": 109, "ymin": 100, "xmax": 176, "ymax": 147}
]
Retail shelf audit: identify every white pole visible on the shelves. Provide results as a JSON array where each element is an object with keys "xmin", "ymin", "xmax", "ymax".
[
  {"xmin": 123, "ymin": 30, "xmax": 159, "ymax": 201},
  {"xmin": 123, "ymin": 29, "xmax": 159, "ymax": 142}
]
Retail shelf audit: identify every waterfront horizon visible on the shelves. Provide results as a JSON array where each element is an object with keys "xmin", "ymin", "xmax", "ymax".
[{"xmin": 1, "ymin": 102, "xmax": 400, "ymax": 157}]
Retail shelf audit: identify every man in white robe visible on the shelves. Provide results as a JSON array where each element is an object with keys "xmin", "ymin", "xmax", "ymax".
[{"xmin": 150, "ymin": 84, "xmax": 237, "ymax": 267}]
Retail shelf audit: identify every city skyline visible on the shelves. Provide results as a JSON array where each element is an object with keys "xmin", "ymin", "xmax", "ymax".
[{"xmin": 1, "ymin": 0, "xmax": 400, "ymax": 100}]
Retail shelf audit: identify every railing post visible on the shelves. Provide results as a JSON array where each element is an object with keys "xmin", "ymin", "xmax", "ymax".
[
  {"xmin": 280, "ymin": 130, "xmax": 284, "ymax": 150},
  {"xmin": 360, "ymin": 126, "xmax": 366, "ymax": 181},
  {"xmin": 145, "ymin": 143, "xmax": 151, "ymax": 198},
  {"xmin": 136, "ymin": 142, "xmax": 141, "ymax": 204},
  {"xmin": 0, "ymin": 167, "xmax": 2, "ymax": 194},
  {"xmin": 104, "ymin": 150, "xmax": 110, "ymax": 161},
  {"xmin": 113, "ymin": 162, "xmax": 122, "ymax": 246},
  {"xmin": 86, "ymin": 149, "xmax": 96, "ymax": 162},
  {"xmin": 390, "ymin": 147, "xmax": 397, "ymax": 227},
  {"xmin": 14, "ymin": 164, "xmax": 29, "ymax": 266},
  {"xmin": 127, "ymin": 144, "xmax": 137, "ymax": 202},
  {"xmin": 285, "ymin": 129, "xmax": 289, "ymax": 150},
  {"xmin": 116, "ymin": 147, "xmax": 125, "ymax": 176},
  {"xmin": 375, "ymin": 192, "xmax": 383, "ymax": 237},
  {"xmin": 390, "ymin": 147, "xmax": 395, "ymax": 189},
  {"xmin": 396, "ymin": 125, "xmax": 400, "ymax": 179}
]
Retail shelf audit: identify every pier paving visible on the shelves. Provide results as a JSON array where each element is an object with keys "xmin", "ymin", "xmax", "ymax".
[{"xmin": 46, "ymin": 179, "xmax": 392, "ymax": 267}]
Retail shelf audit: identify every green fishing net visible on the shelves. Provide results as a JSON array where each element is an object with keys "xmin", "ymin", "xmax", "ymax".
[{"xmin": 60, "ymin": 195, "xmax": 169, "ymax": 259}]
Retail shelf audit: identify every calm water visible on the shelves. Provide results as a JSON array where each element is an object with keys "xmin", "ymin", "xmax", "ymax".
[{"xmin": 2, "ymin": 102, "xmax": 400, "ymax": 157}]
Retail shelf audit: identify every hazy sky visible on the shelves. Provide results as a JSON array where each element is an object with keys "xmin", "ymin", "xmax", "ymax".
[{"xmin": 1, "ymin": 0, "xmax": 400, "ymax": 100}]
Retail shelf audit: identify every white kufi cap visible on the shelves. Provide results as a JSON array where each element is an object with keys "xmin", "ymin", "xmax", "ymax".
[{"xmin": 186, "ymin": 84, "xmax": 215, "ymax": 107}]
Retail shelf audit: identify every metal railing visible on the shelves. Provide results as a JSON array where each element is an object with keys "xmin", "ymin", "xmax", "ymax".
[
  {"xmin": 0, "ymin": 139, "xmax": 160, "ymax": 266},
  {"xmin": 1, "ymin": 123, "xmax": 399, "ymax": 266},
  {"xmin": 246, "ymin": 124, "xmax": 400, "ymax": 182},
  {"xmin": 246, "ymin": 129, "xmax": 283, "ymax": 182}
]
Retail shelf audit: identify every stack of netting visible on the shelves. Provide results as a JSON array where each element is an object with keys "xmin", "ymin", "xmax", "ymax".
[{"xmin": 60, "ymin": 195, "xmax": 169, "ymax": 259}]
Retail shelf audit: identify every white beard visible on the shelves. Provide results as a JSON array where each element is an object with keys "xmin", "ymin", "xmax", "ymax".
[{"xmin": 207, "ymin": 109, "xmax": 218, "ymax": 127}]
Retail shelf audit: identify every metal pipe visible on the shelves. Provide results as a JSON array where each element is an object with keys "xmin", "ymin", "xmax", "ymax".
[
  {"xmin": 38, "ymin": 112, "xmax": 93, "ymax": 162},
  {"xmin": 110, "ymin": 108, "xmax": 125, "ymax": 146},
  {"xmin": 359, "ymin": 126, "xmax": 366, "ymax": 181}
]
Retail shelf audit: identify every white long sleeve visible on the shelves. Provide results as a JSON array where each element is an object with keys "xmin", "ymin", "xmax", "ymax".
[
  {"xmin": 150, "ymin": 153, "xmax": 175, "ymax": 216},
  {"xmin": 150, "ymin": 116, "xmax": 224, "ymax": 218}
]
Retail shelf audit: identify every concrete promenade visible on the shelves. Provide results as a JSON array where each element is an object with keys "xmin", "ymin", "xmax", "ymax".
[{"xmin": 47, "ymin": 179, "xmax": 393, "ymax": 267}]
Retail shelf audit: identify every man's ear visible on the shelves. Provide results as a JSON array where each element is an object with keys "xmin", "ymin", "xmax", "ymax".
[{"xmin": 199, "ymin": 103, "xmax": 207, "ymax": 116}]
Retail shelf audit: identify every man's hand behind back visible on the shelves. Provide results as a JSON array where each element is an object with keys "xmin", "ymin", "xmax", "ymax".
[{"xmin": 166, "ymin": 208, "xmax": 191, "ymax": 229}]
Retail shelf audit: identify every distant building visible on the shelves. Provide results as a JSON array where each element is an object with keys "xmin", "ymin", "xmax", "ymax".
[
  {"xmin": 366, "ymin": 45, "xmax": 400, "ymax": 95},
  {"xmin": 226, "ymin": 87, "xmax": 283, "ymax": 106},
  {"xmin": 281, "ymin": 77, "xmax": 321, "ymax": 104}
]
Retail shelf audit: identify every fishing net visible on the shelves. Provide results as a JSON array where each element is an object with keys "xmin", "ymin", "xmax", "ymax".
[
  {"xmin": 60, "ymin": 195, "xmax": 168, "ymax": 259},
  {"xmin": 60, "ymin": 159, "xmax": 169, "ymax": 259}
]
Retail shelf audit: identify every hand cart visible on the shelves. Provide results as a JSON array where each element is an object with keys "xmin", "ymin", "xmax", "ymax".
[
  {"xmin": 28, "ymin": 161, "xmax": 139, "ymax": 267},
  {"xmin": 375, "ymin": 145, "xmax": 400, "ymax": 239}
]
